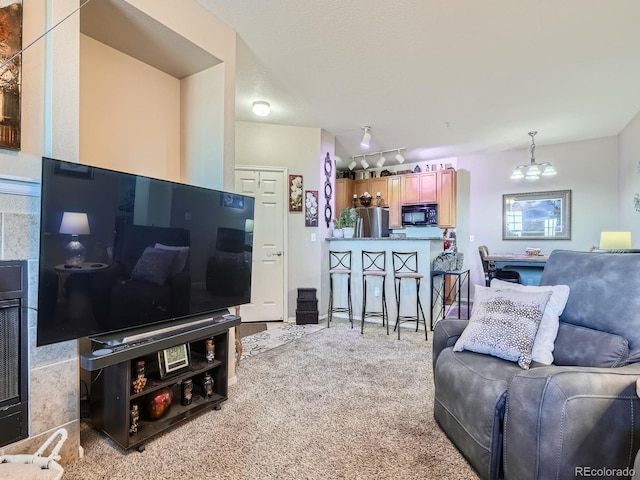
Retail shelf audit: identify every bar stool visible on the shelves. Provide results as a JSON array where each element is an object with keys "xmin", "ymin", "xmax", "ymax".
[
  {"xmin": 328, "ymin": 250, "xmax": 353, "ymax": 328},
  {"xmin": 361, "ymin": 251, "xmax": 389, "ymax": 335},
  {"xmin": 392, "ymin": 251, "xmax": 427, "ymax": 340}
]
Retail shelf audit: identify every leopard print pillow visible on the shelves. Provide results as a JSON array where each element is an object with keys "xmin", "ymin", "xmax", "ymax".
[{"xmin": 453, "ymin": 285, "xmax": 552, "ymax": 369}]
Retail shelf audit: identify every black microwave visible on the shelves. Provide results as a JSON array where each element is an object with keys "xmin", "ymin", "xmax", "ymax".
[{"xmin": 401, "ymin": 204, "xmax": 438, "ymax": 226}]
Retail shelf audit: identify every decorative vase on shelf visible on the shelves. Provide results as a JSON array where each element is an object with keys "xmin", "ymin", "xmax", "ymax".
[
  {"xmin": 131, "ymin": 360, "xmax": 147, "ymax": 394},
  {"xmin": 144, "ymin": 387, "xmax": 173, "ymax": 420},
  {"xmin": 359, "ymin": 196, "xmax": 372, "ymax": 207},
  {"xmin": 201, "ymin": 373, "xmax": 214, "ymax": 399},
  {"xmin": 333, "ymin": 228, "xmax": 344, "ymax": 238},
  {"xmin": 205, "ymin": 339, "xmax": 215, "ymax": 363}
]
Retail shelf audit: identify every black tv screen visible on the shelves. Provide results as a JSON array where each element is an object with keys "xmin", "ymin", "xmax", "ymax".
[{"xmin": 37, "ymin": 157, "xmax": 254, "ymax": 346}]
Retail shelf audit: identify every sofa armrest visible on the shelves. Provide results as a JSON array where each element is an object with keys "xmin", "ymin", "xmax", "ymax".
[
  {"xmin": 432, "ymin": 319, "xmax": 468, "ymax": 371},
  {"xmin": 504, "ymin": 364, "xmax": 640, "ymax": 480}
]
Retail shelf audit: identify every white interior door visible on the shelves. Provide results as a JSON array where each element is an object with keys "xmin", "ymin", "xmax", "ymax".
[{"xmin": 235, "ymin": 168, "xmax": 286, "ymax": 322}]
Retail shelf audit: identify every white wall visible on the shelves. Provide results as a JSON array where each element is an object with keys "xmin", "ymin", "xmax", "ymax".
[
  {"xmin": 458, "ymin": 136, "xmax": 619, "ymax": 289},
  {"xmin": 80, "ymin": 35, "xmax": 181, "ymax": 179},
  {"xmin": 617, "ymin": 110, "xmax": 640, "ymax": 242},
  {"xmin": 126, "ymin": 0, "xmax": 236, "ymax": 190},
  {"xmin": 235, "ymin": 121, "xmax": 333, "ymax": 318},
  {"xmin": 181, "ymin": 64, "xmax": 225, "ymax": 189}
]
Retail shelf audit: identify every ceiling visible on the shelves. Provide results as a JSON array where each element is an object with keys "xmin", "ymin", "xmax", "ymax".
[
  {"xmin": 81, "ymin": 0, "xmax": 221, "ymax": 79},
  {"xmin": 195, "ymin": 0, "xmax": 640, "ymax": 170}
]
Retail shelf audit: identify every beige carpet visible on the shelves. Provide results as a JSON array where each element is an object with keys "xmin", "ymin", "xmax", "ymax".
[{"xmin": 64, "ymin": 320, "xmax": 478, "ymax": 480}]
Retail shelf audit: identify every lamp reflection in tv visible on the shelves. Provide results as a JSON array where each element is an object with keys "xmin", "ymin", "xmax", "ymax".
[{"xmin": 59, "ymin": 211, "xmax": 90, "ymax": 267}]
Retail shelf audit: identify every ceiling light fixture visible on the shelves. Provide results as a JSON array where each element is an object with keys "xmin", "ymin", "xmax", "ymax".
[
  {"xmin": 360, "ymin": 126, "xmax": 371, "ymax": 149},
  {"xmin": 252, "ymin": 100, "xmax": 271, "ymax": 117},
  {"xmin": 345, "ymin": 148, "xmax": 406, "ymax": 170},
  {"xmin": 511, "ymin": 131, "xmax": 556, "ymax": 180}
]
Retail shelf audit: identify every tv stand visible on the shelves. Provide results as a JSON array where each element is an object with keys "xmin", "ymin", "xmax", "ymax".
[{"xmin": 80, "ymin": 314, "xmax": 240, "ymax": 451}]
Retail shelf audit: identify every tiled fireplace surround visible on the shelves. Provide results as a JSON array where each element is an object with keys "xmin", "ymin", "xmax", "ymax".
[{"xmin": 0, "ymin": 181, "xmax": 81, "ymax": 464}]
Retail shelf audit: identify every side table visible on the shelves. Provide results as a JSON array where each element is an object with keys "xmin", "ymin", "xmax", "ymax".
[{"xmin": 430, "ymin": 269, "xmax": 470, "ymax": 329}]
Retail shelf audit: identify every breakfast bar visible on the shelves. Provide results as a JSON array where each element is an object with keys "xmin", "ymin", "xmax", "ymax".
[{"xmin": 325, "ymin": 237, "xmax": 445, "ymax": 331}]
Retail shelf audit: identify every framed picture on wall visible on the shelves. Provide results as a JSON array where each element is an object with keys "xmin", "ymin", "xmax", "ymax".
[
  {"xmin": 503, "ymin": 190, "xmax": 571, "ymax": 240},
  {"xmin": 289, "ymin": 175, "xmax": 303, "ymax": 212},
  {"xmin": 0, "ymin": 1, "xmax": 22, "ymax": 151},
  {"xmin": 305, "ymin": 190, "xmax": 318, "ymax": 227}
]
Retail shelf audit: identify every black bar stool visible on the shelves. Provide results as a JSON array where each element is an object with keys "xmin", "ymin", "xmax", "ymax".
[
  {"xmin": 361, "ymin": 251, "xmax": 389, "ymax": 335},
  {"xmin": 392, "ymin": 251, "xmax": 427, "ymax": 340},
  {"xmin": 328, "ymin": 250, "xmax": 353, "ymax": 328}
]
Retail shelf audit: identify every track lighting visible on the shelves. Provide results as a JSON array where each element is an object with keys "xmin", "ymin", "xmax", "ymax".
[
  {"xmin": 360, "ymin": 126, "xmax": 371, "ymax": 149},
  {"xmin": 346, "ymin": 148, "xmax": 406, "ymax": 170},
  {"xmin": 252, "ymin": 100, "xmax": 270, "ymax": 116},
  {"xmin": 511, "ymin": 131, "xmax": 556, "ymax": 180}
]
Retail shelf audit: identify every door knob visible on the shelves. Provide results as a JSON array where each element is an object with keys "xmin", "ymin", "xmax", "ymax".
[{"xmin": 268, "ymin": 251, "xmax": 283, "ymax": 257}]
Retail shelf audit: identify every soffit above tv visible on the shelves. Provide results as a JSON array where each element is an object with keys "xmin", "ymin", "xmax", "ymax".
[{"xmin": 80, "ymin": 0, "xmax": 222, "ymax": 80}]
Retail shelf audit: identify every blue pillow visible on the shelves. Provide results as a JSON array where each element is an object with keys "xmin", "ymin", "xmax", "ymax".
[
  {"xmin": 553, "ymin": 322, "xmax": 630, "ymax": 367},
  {"xmin": 131, "ymin": 247, "xmax": 179, "ymax": 286}
]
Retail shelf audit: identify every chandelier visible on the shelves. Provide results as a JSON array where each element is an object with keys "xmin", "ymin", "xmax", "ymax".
[{"xmin": 511, "ymin": 131, "xmax": 557, "ymax": 180}]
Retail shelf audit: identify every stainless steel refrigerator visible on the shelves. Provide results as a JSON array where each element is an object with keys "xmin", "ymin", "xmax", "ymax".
[{"xmin": 355, "ymin": 207, "xmax": 390, "ymax": 238}]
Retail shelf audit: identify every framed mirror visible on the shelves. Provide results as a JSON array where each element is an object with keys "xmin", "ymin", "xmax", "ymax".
[{"xmin": 503, "ymin": 190, "xmax": 571, "ymax": 240}]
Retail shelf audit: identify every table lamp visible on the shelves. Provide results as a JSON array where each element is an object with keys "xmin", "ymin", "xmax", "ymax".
[
  {"xmin": 599, "ymin": 231, "xmax": 632, "ymax": 250},
  {"xmin": 59, "ymin": 212, "xmax": 90, "ymax": 266}
]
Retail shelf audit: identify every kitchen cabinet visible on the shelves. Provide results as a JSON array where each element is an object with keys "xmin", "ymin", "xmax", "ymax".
[
  {"xmin": 437, "ymin": 169, "xmax": 457, "ymax": 228},
  {"xmin": 354, "ymin": 179, "xmax": 372, "ymax": 199},
  {"xmin": 335, "ymin": 178, "xmax": 355, "ymax": 215},
  {"xmin": 370, "ymin": 177, "xmax": 389, "ymax": 206},
  {"xmin": 401, "ymin": 174, "xmax": 420, "ymax": 204},
  {"xmin": 401, "ymin": 172, "xmax": 437, "ymax": 204},
  {"xmin": 419, "ymin": 172, "xmax": 437, "ymax": 202},
  {"xmin": 387, "ymin": 176, "xmax": 402, "ymax": 229}
]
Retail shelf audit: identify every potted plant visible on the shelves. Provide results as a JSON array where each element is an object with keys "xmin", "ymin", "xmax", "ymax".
[
  {"xmin": 340, "ymin": 208, "xmax": 357, "ymax": 238},
  {"xmin": 332, "ymin": 217, "xmax": 344, "ymax": 238}
]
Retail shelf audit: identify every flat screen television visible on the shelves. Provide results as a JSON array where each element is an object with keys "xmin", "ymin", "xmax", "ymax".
[{"xmin": 37, "ymin": 157, "xmax": 255, "ymax": 346}]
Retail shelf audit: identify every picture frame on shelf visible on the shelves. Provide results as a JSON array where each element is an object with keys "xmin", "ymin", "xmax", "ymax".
[
  {"xmin": 502, "ymin": 190, "xmax": 571, "ymax": 240},
  {"xmin": 158, "ymin": 343, "xmax": 191, "ymax": 379}
]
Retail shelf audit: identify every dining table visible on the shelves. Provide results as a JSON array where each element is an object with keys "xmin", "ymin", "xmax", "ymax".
[{"xmin": 486, "ymin": 252, "xmax": 548, "ymax": 286}]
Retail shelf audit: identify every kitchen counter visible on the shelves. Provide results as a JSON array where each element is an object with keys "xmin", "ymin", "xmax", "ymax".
[
  {"xmin": 325, "ymin": 237, "xmax": 445, "ymax": 329},
  {"xmin": 326, "ymin": 236, "xmax": 443, "ymax": 241}
]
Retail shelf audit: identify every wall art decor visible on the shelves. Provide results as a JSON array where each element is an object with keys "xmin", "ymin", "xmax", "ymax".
[
  {"xmin": 305, "ymin": 190, "xmax": 318, "ymax": 227},
  {"xmin": 503, "ymin": 190, "xmax": 571, "ymax": 240},
  {"xmin": 323, "ymin": 153, "xmax": 333, "ymax": 227},
  {"xmin": 0, "ymin": 1, "xmax": 22, "ymax": 150},
  {"xmin": 289, "ymin": 174, "xmax": 303, "ymax": 212}
]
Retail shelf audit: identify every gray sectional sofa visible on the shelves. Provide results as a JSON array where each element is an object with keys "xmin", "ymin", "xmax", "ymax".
[{"xmin": 433, "ymin": 250, "xmax": 640, "ymax": 480}]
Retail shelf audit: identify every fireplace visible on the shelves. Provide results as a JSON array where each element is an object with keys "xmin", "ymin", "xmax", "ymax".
[{"xmin": 0, "ymin": 260, "xmax": 28, "ymax": 447}]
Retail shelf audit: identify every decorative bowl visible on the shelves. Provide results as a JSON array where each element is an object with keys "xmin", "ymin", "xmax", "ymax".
[
  {"xmin": 144, "ymin": 387, "xmax": 173, "ymax": 420},
  {"xmin": 359, "ymin": 196, "xmax": 372, "ymax": 207}
]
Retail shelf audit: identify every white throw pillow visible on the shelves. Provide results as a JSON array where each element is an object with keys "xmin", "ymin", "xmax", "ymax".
[
  {"xmin": 453, "ymin": 285, "xmax": 551, "ymax": 369},
  {"xmin": 490, "ymin": 278, "xmax": 570, "ymax": 365}
]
